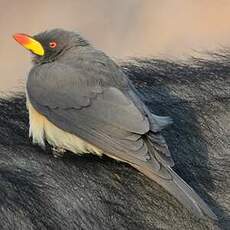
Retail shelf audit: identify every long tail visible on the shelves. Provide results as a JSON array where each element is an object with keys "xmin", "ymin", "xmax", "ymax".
[{"xmin": 133, "ymin": 164, "xmax": 217, "ymax": 220}]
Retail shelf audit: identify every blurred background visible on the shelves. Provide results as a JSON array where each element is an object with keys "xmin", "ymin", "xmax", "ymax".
[{"xmin": 1, "ymin": 0, "xmax": 230, "ymax": 92}]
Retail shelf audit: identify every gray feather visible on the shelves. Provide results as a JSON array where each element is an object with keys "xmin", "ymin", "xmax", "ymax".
[
  {"xmin": 134, "ymin": 164, "xmax": 217, "ymax": 220},
  {"xmin": 27, "ymin": 40, "xmax": 216, "ymax": 220},
  {"xmin": 151, "ymin": 114, "xmax": 173, "ymax": 130}
]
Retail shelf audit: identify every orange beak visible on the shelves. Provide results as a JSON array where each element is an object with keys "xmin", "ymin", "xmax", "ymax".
[{"xmin": 13, "ymin": 33, "xmax": 45, "ymax": 56}]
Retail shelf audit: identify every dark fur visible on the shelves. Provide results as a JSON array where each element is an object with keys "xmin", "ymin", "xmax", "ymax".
[{"xmin": 0, "ymin": 52, "xmax": 229, "ymax": 229}]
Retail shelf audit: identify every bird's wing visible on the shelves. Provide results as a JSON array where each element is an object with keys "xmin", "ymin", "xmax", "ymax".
[
  {"xmin": 27, "ymin": 62, "xmax": 217, "ymax": 219},
  {"xmin": 27, "ymin": 62, "xmax": 172, "ymax": 177}
]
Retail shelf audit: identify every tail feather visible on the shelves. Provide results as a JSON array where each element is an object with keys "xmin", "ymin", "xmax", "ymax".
[{"xmin": 133, "ymin": 164, "xmax": 217, "ymax": 220}]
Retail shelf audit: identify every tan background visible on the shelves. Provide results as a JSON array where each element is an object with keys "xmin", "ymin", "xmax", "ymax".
[{"xmin": 1, "ymin": 0, "xmax": 230, "ymax": 92}]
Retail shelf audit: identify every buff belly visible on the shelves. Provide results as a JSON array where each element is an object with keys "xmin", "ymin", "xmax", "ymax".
[{"xmin": 26, "ymin": 99, "xmax": 103, "ymax": 156}]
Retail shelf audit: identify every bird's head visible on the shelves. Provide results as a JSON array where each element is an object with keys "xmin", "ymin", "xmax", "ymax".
[{"xmin": 13, "ymin": 28, "xmax": 89, "ymax": 64}]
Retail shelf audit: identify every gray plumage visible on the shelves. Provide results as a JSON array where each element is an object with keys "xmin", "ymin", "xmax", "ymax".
[{"xmin": 26, "ymin": 29, "xmax": 217, "ymax": 220}]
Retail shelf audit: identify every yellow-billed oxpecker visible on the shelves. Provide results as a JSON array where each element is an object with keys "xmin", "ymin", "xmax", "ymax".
[{"xmin": 13, "ymin": 29, "xmax": 217, "ymax": 220}]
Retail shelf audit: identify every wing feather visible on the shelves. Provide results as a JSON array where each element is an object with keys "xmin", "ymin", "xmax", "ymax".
[
  {"xmin": 27, "ymin": 61, "xmax": 170, "ymax": 177},
  {"xmin": 25, "ymin": 49, "xmax": 216, "ymax": 219}
]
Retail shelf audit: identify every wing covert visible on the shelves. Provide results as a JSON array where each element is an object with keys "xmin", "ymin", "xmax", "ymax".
[{"xmin": 27, "ymin": 61, "xmax": 175, "ymax": 179}]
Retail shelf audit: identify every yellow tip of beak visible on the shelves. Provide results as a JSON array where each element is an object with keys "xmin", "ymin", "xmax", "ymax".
[{"xmin": 13, "ymin": 33, "xmax": 45, "ymax": 56}]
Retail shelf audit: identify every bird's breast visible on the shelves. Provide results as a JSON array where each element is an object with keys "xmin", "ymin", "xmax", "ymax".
[{"xmin": 26, "ymin": 97, "xmax": 103, "ymax": 156}]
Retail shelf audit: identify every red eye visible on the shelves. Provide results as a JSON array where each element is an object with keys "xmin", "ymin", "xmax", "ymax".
[{"xmin": 49, "ymin": 41, "xmax": 57, "ymax": 48}]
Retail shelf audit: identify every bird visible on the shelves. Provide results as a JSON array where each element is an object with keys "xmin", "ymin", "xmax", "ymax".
[{"xmin": 13, "ymin": 29, "xmax": 217, "ymax": 220}]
